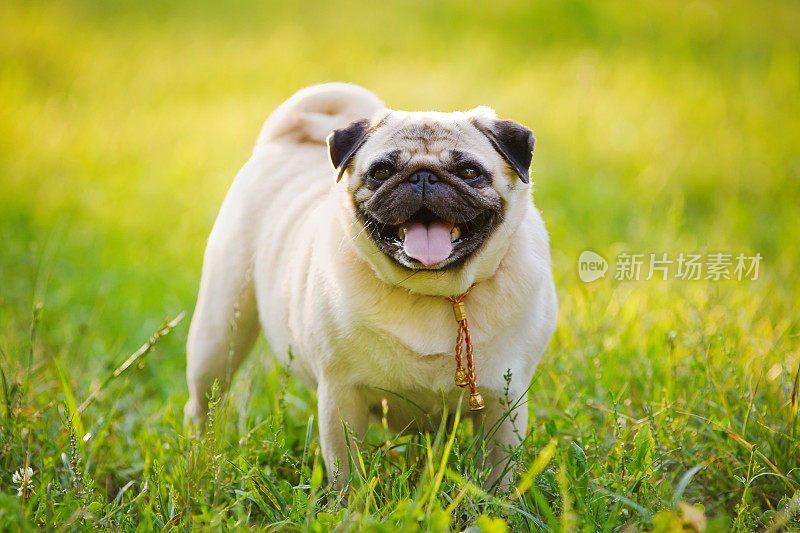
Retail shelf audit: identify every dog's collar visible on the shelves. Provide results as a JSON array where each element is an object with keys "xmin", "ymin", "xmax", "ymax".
[{"xmin": 446, "ymin": 285, "xmax": 485, "ymax": 411}]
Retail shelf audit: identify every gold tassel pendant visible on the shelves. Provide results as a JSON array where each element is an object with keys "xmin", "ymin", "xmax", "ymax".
[
  {"xmin": 447, "ymin": 287, "xmax": 484, "ymax": 411},
  {"xmin": 454, "ymin": 367, "xmax": 469, "ymax": 387},
  {"xmin": 469, "ymin": 391, "xmax": 485, "ymax": 411}
]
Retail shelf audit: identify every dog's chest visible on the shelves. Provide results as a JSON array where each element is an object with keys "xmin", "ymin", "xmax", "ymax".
[{"xmin": 329, "ymin": 316, "xmax": 503, "ymax": 394}]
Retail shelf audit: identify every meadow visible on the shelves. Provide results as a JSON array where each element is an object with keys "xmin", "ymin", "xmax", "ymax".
[{"xmin": 1, "ymin": 0, "xmax": 799, "ymax": 530}]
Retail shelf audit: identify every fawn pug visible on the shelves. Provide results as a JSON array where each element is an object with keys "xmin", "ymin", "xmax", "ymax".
[{"xmin": 185, "ymin": 83, "xmax": 557, "ymax": 487}]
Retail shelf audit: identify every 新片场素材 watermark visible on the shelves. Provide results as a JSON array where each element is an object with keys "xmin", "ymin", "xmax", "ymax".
[{"xmin": 578, "ymin": 251, "xmax": 762, "ymax": 282}]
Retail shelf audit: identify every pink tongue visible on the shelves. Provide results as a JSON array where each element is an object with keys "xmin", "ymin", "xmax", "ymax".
[{"xmin": 402, "ymin": 221, "xmax": 454, "ymax": 266}]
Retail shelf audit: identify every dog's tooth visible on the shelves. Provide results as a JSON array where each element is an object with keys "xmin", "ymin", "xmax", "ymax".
[
  {"xmin": 398, "ymin": 226, "xmax": 405, "ymax": 240},
  {"xmin": 450, "ymin": 226, "xmax": 461, "ymax": 242}
]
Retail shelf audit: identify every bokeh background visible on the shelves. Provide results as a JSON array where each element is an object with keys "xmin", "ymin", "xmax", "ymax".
[{"xmin": 1, "ymin": 0, "xmax": 799, "ymax": 527}]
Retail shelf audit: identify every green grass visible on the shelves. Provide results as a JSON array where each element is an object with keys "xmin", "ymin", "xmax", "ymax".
[{"xmin": 1, "ymin": 0, "xmax": 799, "ymax": 530}]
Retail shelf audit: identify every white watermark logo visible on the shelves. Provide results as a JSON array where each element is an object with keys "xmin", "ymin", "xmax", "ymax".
[
  {"xmin": 578, "ymin": 250, "xmax": 609, "ymax": 282},
  {"xmin": 578, "ymin": 251, "xmax": 762, "ymax": 282}
]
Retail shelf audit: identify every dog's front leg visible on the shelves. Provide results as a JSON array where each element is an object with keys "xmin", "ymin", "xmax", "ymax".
[
  {"xmin": 316, "ymin": 381, "xmax": 369, "ymax": 489},
  {"xmin": 479, "ymin": 398, "xmax": 528, "ymax": 492}
]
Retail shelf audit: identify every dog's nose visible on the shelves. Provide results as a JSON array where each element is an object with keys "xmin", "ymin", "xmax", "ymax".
[{"xmin": 408, "ymin": 170, "xmax": 439, "ymax": 193}]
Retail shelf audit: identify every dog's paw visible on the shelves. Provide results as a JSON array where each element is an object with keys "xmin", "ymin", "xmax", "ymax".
[{"xmin": 183, "ymin": 397, "xmax": 207, "ymax": 428}]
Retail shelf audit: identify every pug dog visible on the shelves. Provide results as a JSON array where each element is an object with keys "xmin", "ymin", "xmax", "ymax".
[{"xmin": 185, "ymin": 83, "xmax": 557, "ymax": 488}]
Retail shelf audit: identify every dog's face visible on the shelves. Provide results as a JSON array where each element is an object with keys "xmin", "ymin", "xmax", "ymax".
[{"xmin": 328, "ymin": 107, "xmax": 535, "ymax": 295}]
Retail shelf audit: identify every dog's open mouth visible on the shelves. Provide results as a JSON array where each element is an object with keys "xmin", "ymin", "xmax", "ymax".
[{"xmin": 363, "ymin": 208, "xmax": 496, "ymax": 269}]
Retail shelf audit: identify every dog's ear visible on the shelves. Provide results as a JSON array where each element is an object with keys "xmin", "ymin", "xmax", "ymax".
[
  {"xmin": 327, "ymin": 119, "xmax": 371, "ymax": 182},
  {"xmin": 475, "ymin": 119, "xmax": 535, "ymax": 183}
]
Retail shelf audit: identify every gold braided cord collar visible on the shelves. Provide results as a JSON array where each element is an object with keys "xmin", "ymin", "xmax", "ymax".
[{"xmin": 446, "ymin": 285, "xmax": 484, "ymax": 411}]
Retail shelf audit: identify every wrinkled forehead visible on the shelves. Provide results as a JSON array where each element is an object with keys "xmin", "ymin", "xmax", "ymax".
[{"xmin": 359, "ymin": 111, "xmax": 494, "ymax": 167}]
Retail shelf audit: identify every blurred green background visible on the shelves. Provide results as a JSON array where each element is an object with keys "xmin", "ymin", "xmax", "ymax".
[
  {"xmin": 1, "ymin": 0, "xmax": 799, "ymax": 525},
  {"xmin": 3, "ymin": 0, "xmax": 799, "ymax": 331}
]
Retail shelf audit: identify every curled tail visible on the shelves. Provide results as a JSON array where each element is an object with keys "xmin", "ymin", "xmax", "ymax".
[{"xmin": 254, "ymin": 83, "xmax": 385, "ymax": 151}]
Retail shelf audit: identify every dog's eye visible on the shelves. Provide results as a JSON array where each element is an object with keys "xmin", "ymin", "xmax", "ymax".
[
  {"xmin": 370, "ymin": 164, "xmax": 394, "ymax": 181},
  {"xmin": 459, "ymin": 166, "xmax": 482, "ymax": 181}
]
